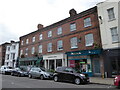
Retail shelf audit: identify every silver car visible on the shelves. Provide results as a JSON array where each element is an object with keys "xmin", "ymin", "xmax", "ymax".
[{"xmin": 28, "ymin": 67, "xmax": 53, "ymax": 80}]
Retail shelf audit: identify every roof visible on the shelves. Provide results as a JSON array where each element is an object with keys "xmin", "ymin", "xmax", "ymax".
[{"xmin": 20, "ymin": 6, "xmax": 97, "ymax": 39}]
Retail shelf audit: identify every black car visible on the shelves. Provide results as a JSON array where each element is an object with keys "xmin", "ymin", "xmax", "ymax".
[
  {"xmin": 53, "ymin": 67, "xmax": 89, "ymax": 85},
  {"xmin": 11, "ymin": 68, "xmax": 28, "ymax": 77}
]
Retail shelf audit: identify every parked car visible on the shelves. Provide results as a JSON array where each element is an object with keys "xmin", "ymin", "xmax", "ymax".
[
  {"xmin": 11, "ymin": 68, "xmax": 28, "ymax": 77},
  {"xmin": 53, "ymin": 67, "xmax": 89, "ymax": 85},
  {"xmin": 0, "ymin": 65, "xmax": 13, "ymax": 75},
  {"xmin": 28, "ymin": 67, "xmax": 53, "ymax": 80},
  {"xmin": 114, "ymin": 75, "xmax": 120, "ymax": 88}
]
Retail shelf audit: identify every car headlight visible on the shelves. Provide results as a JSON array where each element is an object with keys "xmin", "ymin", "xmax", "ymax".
[{"xmin": 80, "ymin": 74, "xmax": 85, "ymax": 77}]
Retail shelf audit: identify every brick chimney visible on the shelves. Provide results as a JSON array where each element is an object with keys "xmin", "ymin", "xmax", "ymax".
[
  {"xmin": 69, "ymin": 8, "xmax": 77, "ymax": 17},
  {"xmin": 37, "ymin": 24, "xmax": 44, "ymax": 30}
]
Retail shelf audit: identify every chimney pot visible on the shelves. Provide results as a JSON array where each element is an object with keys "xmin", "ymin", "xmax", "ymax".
[{"xmin": 37, "ymin": 24, "xmax": 44, "ymax": 30}]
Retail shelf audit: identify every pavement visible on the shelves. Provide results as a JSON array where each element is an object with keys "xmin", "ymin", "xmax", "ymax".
[{"xmin": 90, "ymin": 77, "xmax": 114, "ymax": 85}]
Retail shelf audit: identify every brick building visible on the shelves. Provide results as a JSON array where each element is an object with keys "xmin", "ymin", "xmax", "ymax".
[
  {"xmin": 0, "ymin": 42, "xmax": 10, "ymax": 67},
  {"xmin": 19, "ymin": 6, "xmax": 103, "ymax": 77}
]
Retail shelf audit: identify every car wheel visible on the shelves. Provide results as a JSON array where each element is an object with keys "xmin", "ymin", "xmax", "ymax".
[
  {"xmin": 40, "ymin": 75, "xmax": 44, "ymax": 80},
  {"xmin": 18, "ymin": 73, "xmax": 21, "ymax": 77},
  {"xmin": 29, "ymin": 74, "xmax": 32, "ymax": 78},
  {"xmin": 54, "ymin": 76, "xmax": 58, "ymax": 82},
  {"xmin": 75, "ymin": 78, "xmax": 81, "ymax": 85}
]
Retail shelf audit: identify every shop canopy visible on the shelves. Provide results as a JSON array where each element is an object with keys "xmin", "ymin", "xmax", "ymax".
[
  {"xmin": 66, "ymin": 49, "xmax": 102, "ymax": 57},
  {"xmin": 36, "ymin": 58, "xmax": 43, "ymax": 65}
]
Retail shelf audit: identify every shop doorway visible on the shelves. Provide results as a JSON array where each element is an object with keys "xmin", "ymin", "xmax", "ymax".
[{"xmin": 49, "ymin": 60, "xmax": 54, "ymax": 70}]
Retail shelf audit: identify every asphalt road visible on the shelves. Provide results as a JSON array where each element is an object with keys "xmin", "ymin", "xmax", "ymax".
[{"xmin": 1, "ymin": 74, "xmax": 115, "ymax": 89}]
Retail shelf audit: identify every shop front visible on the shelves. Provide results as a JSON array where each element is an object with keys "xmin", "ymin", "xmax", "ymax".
[
  {"xmin": 19, "ymin": 57, "xmax": 38, "ymax": 66},
  {"xmin": 43, "ymin": 53, "xmax": 67, "ymax": 70},
  {"xmin": 103, "ymin": 48, "xmax": 120, "ymax": 78},
  {"xmin": 66, "ymin": 49, "xmax": 103, "ymax": 77}
]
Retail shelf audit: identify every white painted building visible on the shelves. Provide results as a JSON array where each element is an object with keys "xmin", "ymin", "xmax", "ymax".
[
  {"xmin": 5, "ymin": 41, "xmax": 19, "ymax": 68},
  {"xmin": 43, "ymin": 53, "xmax": 67, "ymax": 70},
  {"xmin": 97, "ymin": 0, "xmax": 120, "ymax": 77}
]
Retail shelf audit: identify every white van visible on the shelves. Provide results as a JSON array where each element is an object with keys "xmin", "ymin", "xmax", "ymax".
[{"xmin": 1, "ymin": 66, "xmax": 13, "ymax": 75}]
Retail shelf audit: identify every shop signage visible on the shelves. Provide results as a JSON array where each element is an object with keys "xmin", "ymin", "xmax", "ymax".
[{"xmin": 66, "ymin": 49, "xmax": 102, "ymax": 56}]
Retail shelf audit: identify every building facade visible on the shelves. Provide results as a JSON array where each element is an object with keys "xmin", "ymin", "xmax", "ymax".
[
  {"xmin": 4, "ymin": 41, "xmax": 19, "ymax": 68},
  {"xmin": 97, "ymin": 0, "xmax": 120, "ymax": 77},
  {"xmin": 19, "ymin": 6, "xmax": 103, "ymax": 77},
  {"xmin": 0, "ymin": 43, "xmax": 9, "ymax": 67}
]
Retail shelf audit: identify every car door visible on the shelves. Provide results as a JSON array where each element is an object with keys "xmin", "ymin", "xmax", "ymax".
[
  {"xmin": 64, "ymin": 68, "xmax": 75, "ymax": 82},
  {"xmin": 35, "ymin": 68, "xmax": 41, "ymax": 77}
]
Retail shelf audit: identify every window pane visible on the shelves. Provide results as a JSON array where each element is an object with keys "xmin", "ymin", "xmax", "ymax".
[
  {"xmin": 70, "ymin": 23, "xmax": 76, "ymax": 31},
  {"xmin": 111, "ymin": 27, "xmax": 118, "ymax": 43},
  {"xmin": 32, "ymin": 37, "xmax": 35, "ymax": 42},
  {"xmin": 107, "ymin": 8, "xmax": 115, "ymax": 20},
  {"xmin": 57, "ymin": 27, "xmax": 62, "ymax": 35},
  {"xmin": 39, "ymin": 34, "xmax": 43, "ymax": 40},
  {"xmin": 85, "ymin": 34, "xmax": 94, "ymax": 46},
  {"xmin": 39, "ymin": 45, "xmax": 42, "ymax": 53},
  {"xmin": 48, "ymin": 31, "xmax": 52, "ymax": 37},
  {"xmin": 57, "ymin": 40, "xmax": 63, "ymax": 50},
  {"xmin": 71, "ymin": 37, "xmax": 78, "ymax": 49},
  {"xmin": 32, "ymin": 47, "xmax": 35, "ymax": 54},
  {"xmin": 84, "ymin": 17, "xmax": 91, "ymax": 27},
  {"xmin": 47, "ymin": 43, "xmax": 52, "ymax": 52}
]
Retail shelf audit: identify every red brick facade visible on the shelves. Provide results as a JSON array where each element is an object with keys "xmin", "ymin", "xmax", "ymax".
[{"xmin": 19, "ymin": 6, "xmax": 101, "ymax": 58}]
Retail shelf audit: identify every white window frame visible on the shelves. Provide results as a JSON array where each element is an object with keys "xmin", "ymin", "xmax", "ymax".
[
  {"xmin": 107, "ymin": 8, "xmax": 115, "ymax": 21},
  {"xmin": 70, "ymin": 23, "xmax": 76, "ymax": 31},
  {"xmin": 32, "ymin": 36, "xmax": 35, "ymax": 42},
  {"xmin": 110, "ymin": 27, "xmax": 119, "ymax": 43},
  {"xmin": 85, "ymin": 33, "xmax": 94, "ymax": 46},
  {"xmin": 39, "ymin": 45, "xmax": 42, "ymax": 53},
  {"xmin": 48, "ymin": 31, "xmax": 52, "ymax": 37},
  {"xmin": 84, "ymin": 17, "xmax": 92, "ymax": 27},
  {"xmin": 57, "ymin": 27, "xmax": 62, "ymax": 35},
  {"xmin": 39, "ymin": 34, "xmax": 43, "ymax": 40},
  {"xmin": 26, "ymin": 39, "xmax": 29, "ymax": 44},
  {"xmin": 57, "ymin": 40, "xmax": 63, "ymax": 51},
  {"xmin": 70, "ymin": 37, "xmax": 78, "ymax": 49},
  {"xmin": 25, "ymin": 48, "xmax": 28, "ymax": 55},
  {"xmin": 31, "ymin": 47, "xmax": 35, "ymax": 54},
  {"xmin": 47, "ymin": 43, "xmax": 52, "ymax": 52}
]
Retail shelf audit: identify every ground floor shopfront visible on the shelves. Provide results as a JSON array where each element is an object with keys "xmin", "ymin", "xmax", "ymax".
[
  {"xmin": 19, "ymin": 57, "xmax": 44, "ymax": 67},
  {"xmin": 66, "ymin": 49, "xmax": 104, "ymax": 77},
  {"xmin": 43, "ymin": 53, "xmax": 67, "ymax": 70},
  {"xmin": 103, "ymin": 48, "xmax": 120, "ymax": 78}
]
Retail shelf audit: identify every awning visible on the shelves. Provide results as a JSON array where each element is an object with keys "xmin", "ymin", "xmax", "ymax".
[
  {"xmin": 36, "ymin": 58, "xmax": 43, "ymax": 65},
  {"xmin": 66, "ymin": 49, "xmax": 102, "ymax": 57}
]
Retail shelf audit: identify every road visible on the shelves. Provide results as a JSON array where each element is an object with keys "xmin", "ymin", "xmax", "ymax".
[{"xmin": 2, "ymin": 75, "xmax": 115, "ymax": 88}]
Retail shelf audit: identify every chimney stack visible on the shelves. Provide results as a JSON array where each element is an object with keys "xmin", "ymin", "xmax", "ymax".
[
  {"xmin": 37, "ymin": 24, "xmax": 44, "ymax": 30},
  {"xmin": 69, "ymin": 8, "xmax": 77, "ymax": 17}
]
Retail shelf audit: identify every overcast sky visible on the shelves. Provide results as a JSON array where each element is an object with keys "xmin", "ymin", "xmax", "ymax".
[{"xmin": 0, "ymin": 0, "xmax": 106, "ymax": 44}]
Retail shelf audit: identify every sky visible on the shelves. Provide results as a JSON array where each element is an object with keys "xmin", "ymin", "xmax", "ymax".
[{"xmin": 0, "ymin": 0, "xmax": 106, "ymax": 44}]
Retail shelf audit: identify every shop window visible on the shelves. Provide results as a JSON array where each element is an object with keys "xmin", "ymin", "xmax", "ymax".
[{"xmin": 56, "ymin": 59, "xmax": 62, "ymax": 67}]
